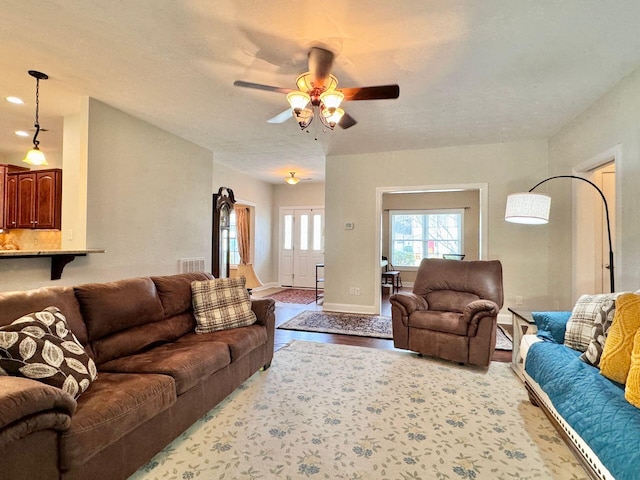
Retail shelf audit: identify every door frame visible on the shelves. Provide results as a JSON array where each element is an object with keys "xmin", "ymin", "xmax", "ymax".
[
  {"xmin": 278, "ymin": 205, "xmax": 325, "ymax": 287},
  {"xmin": 572, "ymin": 145, "xmax": 620, "ymax": 300}
]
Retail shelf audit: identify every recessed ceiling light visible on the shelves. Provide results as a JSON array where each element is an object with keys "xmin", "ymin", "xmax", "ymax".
[
  {"xmin": 15, "ymin": 131, "xmax": 29, "ymax": 137},
  {"xmin": 6, "ymin": 96, "xmax": 24, "ymax": 104}
]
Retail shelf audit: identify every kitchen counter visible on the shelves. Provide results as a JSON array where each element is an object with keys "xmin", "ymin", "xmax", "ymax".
[{"xmin": 0, "ymin": 249, "xmax": 105, "ymax": 279}]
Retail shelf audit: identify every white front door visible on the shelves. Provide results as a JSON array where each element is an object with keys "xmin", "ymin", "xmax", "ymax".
[{"xmin": 280, "ymin": 208, "xmax": 324, "ymax": 287}]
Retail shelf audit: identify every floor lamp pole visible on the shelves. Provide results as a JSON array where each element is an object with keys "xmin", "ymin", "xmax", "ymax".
[{"xmin": 529, "ymin": 175, "xmax": 615, "ymax": 293}]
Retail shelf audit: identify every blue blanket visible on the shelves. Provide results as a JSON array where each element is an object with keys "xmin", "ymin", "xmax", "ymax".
[{"xmin": 526, "ymin": 341, "xmax": 640, "ymax": 480}]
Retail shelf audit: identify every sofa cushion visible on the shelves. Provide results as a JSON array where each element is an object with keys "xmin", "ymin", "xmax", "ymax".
[
  {"xmin": 99, "ymin": 341, "xmax": 231, "ymax": 394},
  {"xmin": 177, "ymin": 324, "xmax": 267, "ymax": 362},
  {"xmin": 0, "ymin": 307, "xmax": 97, "ymax": 399},
  {"xmin": 191, "ymin": 277, "xmax": 257, "ymax": 333},
  {"xmin": 600, "ymin": 293, "xmax": 640, "ymax": 384},
  {"xmin": 407, "ymin": 310, "xmax": 468, "ymax": 336},
  {"xmin": 91, "ymin": 312, "xmax": 195, "ymax": 366},
  {"xmin": 59, "ymin": 372, "xmax": 175, "ymax": 470},
  {"xmin": 565, "ymin": 293, "xmax": 619, "ymax": 352},
  {"xmin": 152, "ymin": 272, "xmax": 213, "ymax": 319},
  {"xmin": 74, "ymin": 277, "xmax": 165, "ymax": 341},
  {"xmin": 0, "ymin": 286, "xmax": 93, "ymax": 359},
  {"xmin": 532, "ymin": 311, "xmax": 571, "ymax": 344}
]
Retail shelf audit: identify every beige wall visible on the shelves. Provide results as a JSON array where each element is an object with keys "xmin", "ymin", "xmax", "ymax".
[
  {"xmin": 0, "ymin": 98, "xmax": 214, "ymax": 291},
  {"xmin": 381, "ymin": 190, "xmax": 480, "ymax": 284},
  {"xmin": 324, "ymin": 140, "xmax": 550, "ymax": 314},
  {"xmin": 549, "ymin": 66, "xmax": 640, "ymax": 301}
]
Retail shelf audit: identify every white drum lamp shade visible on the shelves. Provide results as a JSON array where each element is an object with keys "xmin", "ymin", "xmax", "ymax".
[{"xmin": 504, "ymin": 193, "xmax": 551, "ymax": 225}]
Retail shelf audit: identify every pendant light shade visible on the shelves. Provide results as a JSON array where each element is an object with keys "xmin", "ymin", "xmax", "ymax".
[
  {"xmin": 23, "ymin": 145, "xmax": 47, "ymax": 166},
  {"xmin": 23, "ymin": 70, "xmax": 49, "ymax": 166}
]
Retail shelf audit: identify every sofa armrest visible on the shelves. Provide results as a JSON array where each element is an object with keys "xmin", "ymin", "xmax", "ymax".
[
  {"xmin": 463, "ymin": 299, "xmax": 499, "ymax": 336},
  {"xmin": 0, "ymin": 376, "xmax": 76, "ymax": 448},
  {"xmin": 251, "ymin": 298, "xmax": 276, "ymax": 328},
  {"xmin": 389, "ymin": 293, "xmax": 428, "ymax": 317}
]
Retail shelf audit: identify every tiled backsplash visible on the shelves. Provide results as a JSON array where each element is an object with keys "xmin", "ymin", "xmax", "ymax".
[{"xmin": 0, "ymin": 230, "xmax": 61, "ymax": 250}]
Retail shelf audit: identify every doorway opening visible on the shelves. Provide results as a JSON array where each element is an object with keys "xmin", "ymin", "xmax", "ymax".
[
  {"xmin": 573, "ymin": 146, "xmax": 618, "ymax": 298},
  {"xmin": 376, "ymin": 184, "xmax": 488, "ymax": 314}
]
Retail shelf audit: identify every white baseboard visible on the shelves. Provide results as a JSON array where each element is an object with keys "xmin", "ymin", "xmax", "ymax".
[
  {"xmin": 322, "ymin": 303, "xmax": 378, "ymax": 315},
  {"xmin": 498, "ymin": 312, "xmax": 511, "ymax": 326}
]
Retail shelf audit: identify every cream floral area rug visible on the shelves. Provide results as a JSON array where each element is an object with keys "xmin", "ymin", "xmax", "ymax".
[{"xmin": 130, "ymin": 341, "xmax": 586, "ymax": 480}]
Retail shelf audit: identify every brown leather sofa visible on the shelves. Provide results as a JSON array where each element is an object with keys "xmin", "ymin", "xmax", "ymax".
[
  {"xmin": 0, "ymin": 272, "xmax": 275, "ymax": 480},
  {"xmin": 390, "ymin": 258, "xmax": 503, "ymax": 367}
]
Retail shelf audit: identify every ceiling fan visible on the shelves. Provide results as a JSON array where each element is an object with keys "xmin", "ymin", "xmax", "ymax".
[{"xmin": 234, "ymin": 46, "xmax": 400, "ymax": 130}]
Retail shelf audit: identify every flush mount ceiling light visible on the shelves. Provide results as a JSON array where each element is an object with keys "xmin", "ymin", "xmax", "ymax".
[
  {"xmin": 23, "ymin": 70, "xmax": 49, "ymax": 166},
  {"xmin": 285, "ymin": 172, "xmax": 300, "ymax": 185}
]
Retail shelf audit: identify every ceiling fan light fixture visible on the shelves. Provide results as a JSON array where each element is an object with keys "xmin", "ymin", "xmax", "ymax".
[
  {"xmin": 321, "ymin": 107, "xmax": 345, "ymax": 129},
  {"xmin": 285, "ymin": 172, "xmax": 300, "ymax": 185},
  {"xmin": 320, "ymin": 90, "xmax": 344, "ymax": 110},
  {"xmin": 286, "ymin": 91, "xmax": 311, "ymax": 113}
]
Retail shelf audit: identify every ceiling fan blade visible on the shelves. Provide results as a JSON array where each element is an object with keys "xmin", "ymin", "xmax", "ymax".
[
  {"xmin": 339, "ymin": 112, "xmax": 357, "ymax": 129},
  {"xmin": 267, "ymin": 109, "xmax": 293, "ymax": 124},
  {"xmin": 340, "ymin": 85, "xmax": 400, "ymax": 101},
  {"xmin": 308, "ymin": 46, "xmax": 334, "ymax": 87},
  {"xmin": 233, "ymin": 80, "xmax": 293, "ymax": 94}
]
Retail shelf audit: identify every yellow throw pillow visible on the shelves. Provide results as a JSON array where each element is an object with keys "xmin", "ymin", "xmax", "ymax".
[
  {"xmin": 600, "ymin": 293, "xmax": 640, "ymax": 384},
  {"xmin": 625, "ymin": 326, "xmax": 640, "ymax": 408}
]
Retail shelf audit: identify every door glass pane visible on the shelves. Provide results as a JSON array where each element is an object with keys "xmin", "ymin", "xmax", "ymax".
[
  {"xmin": 284, "ymin": 215, "xmax": 293, "ymax": 250},
  {"xmin": 300, "ymin": 215, "xmax": 309, "ymax": 250},
  {"xmin": 313, "ymin": 214, "xmax": 322, "ymax": 250}
]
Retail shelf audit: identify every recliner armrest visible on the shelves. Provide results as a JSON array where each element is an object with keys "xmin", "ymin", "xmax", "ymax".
[
  {"xmin": 389, "ymin": 293, "xmax": 428, "ymax": 316},
  {"xmin": 463, "ymin": 299, "xmax": 499, "ymax": 336}
]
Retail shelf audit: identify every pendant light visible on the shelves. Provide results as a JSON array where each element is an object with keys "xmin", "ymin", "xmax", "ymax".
[
  {"xmin": 285, "ymin": 172, "xmax": 300, "ymax": 185},
  {"xmin": 23, "ymin": 70, "xmax": 49, "ymax": 166}
]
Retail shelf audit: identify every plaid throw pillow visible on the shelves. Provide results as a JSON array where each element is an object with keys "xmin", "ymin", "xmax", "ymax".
[
  {"xmin": 565, "ymin": 293, "xmax": 619, "ymax": 352},
  {"xmin": 191, "ymin": 277, "xmax": 257, "ymax": 333},
  {"xmin": 579, "ymin": 297, "xmax": 617, "ymax": 368},
  {"xmin": 0, "ymin": 306, "xmax": 98, "ymax": 399}
]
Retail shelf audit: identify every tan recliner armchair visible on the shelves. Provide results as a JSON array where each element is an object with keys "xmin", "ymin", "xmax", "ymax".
[{"xmin": 390, "ymin": 258, "xmax": 503, "ymax": 367}]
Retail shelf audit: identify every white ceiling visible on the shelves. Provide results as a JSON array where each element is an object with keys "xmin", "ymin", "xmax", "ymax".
[{"xmin": 2, "ymin": 1, "xmax": 640, "ymax": 184}]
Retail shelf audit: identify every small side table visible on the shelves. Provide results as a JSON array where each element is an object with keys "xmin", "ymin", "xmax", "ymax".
[
  {"xmin": 315, "ymin": 264, "xmax": 324, "ymax": 303},
  {"xmin": 508, "ymin": 308, "xmax": 537, "ymax": 381}
]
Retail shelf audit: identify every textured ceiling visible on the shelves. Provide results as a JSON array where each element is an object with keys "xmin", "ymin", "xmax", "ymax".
[{"xmin": 2, "ymin": 1, "xmax": 640, "ymax": 183}]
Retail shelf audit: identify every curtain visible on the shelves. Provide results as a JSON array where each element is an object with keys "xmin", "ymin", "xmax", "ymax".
[{"xmin": 235, "ymin": 206, "xmax": 250, "ymax": 265}]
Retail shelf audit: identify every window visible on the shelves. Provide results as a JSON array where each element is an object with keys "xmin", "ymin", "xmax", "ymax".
[
  {"xmin": 390, "ymin": 209, "xmax": 464, "ymax": 267},
  {"xmin": 229, "ymin": 210, "xmax": 240, "ymax": 265}
]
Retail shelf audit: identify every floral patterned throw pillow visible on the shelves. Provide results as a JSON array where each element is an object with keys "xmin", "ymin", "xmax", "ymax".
[{"xmin": 0, "ymin": 306, "xmax": 97, "ymax": 399}]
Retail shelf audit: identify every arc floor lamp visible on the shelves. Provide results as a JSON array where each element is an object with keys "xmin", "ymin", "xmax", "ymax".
[{"xmin": 505, "ymin": 175, "xmax": 614, "ymax": 293}]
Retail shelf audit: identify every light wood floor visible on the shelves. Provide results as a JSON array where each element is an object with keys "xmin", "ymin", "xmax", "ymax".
[{"xmin": 258, "ymin": 287, "xmax": 512, "ymax": 363}]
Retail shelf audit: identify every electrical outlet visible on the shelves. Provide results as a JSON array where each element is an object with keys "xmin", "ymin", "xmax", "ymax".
[
  {"xmin": 354, "ymin": 288, "xmax": 361, "ymax": 296},
  {"xmin": 516, "ymin": 295, "xmax": 523, "ymax": 305}
]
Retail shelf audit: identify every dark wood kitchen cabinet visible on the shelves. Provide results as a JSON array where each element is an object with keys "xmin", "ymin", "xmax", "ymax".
[
  {"xmin": 1, "ymin": 164, "xmax": 30, "ymax": 229},
  {"xmin": 8, "ymin": 169, "xmax": 62, "ymax": 230}
]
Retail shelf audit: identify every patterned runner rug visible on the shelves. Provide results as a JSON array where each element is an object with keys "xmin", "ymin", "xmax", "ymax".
[
  {"xmin": 130, "ymin": 341, "xmax": 585, "ymax": 479},
  {"xmin": 277, "ymin": 311, "xmax": 513, "ymax": 350},
  {"xmin": 263, "ymin": 288, "xmax": 319, "ymax": 304}
]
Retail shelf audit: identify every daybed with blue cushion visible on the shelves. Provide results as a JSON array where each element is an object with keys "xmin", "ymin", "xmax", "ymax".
[{"xmin": 521, "ymin": 300, "xmax": 640, "ymax": 480}]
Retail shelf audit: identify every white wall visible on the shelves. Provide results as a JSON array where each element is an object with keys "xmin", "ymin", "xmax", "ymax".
[
  {"xmin": 211, "ymin": 163, "xmax": 274, "ymax": 284},
  {"xmin": 549, "ymin": 66, "xmax": 640, "ymax": 297},
  {"xmin": 324, "ymin": 140, "xmax": 551, "ymax": 314},
  {"xmin": 0, "ymin": 98, "xmax": 214, "ymax": 291}
]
